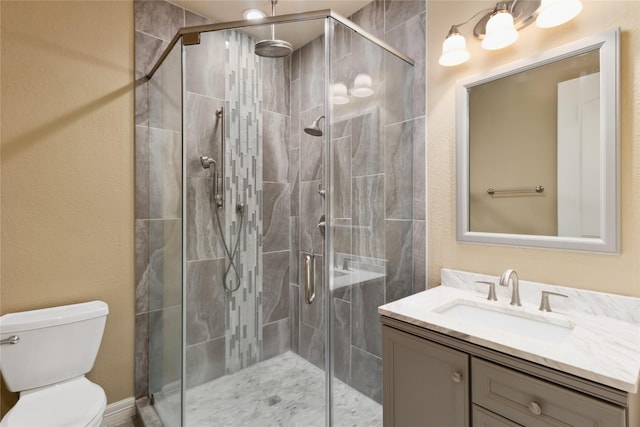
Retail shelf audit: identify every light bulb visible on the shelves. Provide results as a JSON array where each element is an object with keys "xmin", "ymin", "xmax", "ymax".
[
  {"xmin": 332, "ymin": 83, "xmax": 349, "ymax": 105},
  {"xmin": 482, "ymin": 10, "xmax": 519, "ymax": 50},
  {"xmin": 350, "ymin": 73, "xmax": 374, "ymax": 97},
  {"xmin": 536, "ymin": 0, "xmax": 583, "ymax": 28},
  {"xmin": 439, "ymin": 29, "xmax": 470, "ymax": 66}
]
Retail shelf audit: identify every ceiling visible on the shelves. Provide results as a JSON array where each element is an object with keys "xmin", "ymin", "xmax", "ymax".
[{"xmin": 172, "ymin": 0, "xmax": 372, "ymax": 49}]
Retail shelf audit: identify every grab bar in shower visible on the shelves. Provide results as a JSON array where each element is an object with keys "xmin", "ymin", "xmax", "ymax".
[
  {"xmin": 304, "ymin": 254, "xmax": 315, "ymax": 304},
  {"xmin": 214, "ymin": 107, "xmax": 225, "ymax": 209},
  {"xmin": 487, "ymin": 185, "xmax": 544, "ymax": 195}
]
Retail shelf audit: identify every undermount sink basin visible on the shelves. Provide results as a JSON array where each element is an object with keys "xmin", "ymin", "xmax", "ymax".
[{"xmin": 436, "ymin": 301, "xmax": 574, "ymax": 344}]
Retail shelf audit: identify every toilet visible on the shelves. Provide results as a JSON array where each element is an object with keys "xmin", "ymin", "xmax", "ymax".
[{"xmin": 0, "ymin": 300, "xmax": 109, "ymax": 427}]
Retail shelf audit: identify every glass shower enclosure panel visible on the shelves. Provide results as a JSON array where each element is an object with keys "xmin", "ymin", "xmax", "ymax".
[
  {"xmin": 146, "ymin": 41, "xmax": 185, "ymax": 427},
  {"xmin": 181, "ymin": 19, "xmax": 328, "ymax": 426},
  {"xmin": 328, "ymin": 17, "xmax": 414, "ymax": 427}
]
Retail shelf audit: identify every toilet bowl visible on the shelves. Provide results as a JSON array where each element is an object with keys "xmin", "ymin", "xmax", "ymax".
[
  {"xmin": 0, "ymin": 377, "xmax": 106, "ymax": 427},
  {"xmin": 0, "ymin": 301, "xmax": 109, "ymax": 427}
]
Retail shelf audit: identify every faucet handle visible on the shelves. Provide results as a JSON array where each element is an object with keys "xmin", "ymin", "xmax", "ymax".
[
  {"xmin": 476, "ymin": 281, "xmax": 498, "ymax": 301},
  {"xmin": 539, "ymin": 291, "xmax": 568, "ymax": 312}
]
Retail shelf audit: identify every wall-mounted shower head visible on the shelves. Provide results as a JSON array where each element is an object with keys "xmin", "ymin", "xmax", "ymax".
[
  {"xmin": 304, "ymin": 115, "xmax": 325, "ymax": 137},
  {"xmin": 255, "ymin": 0, "xmax": 293, "ymax": 58}
]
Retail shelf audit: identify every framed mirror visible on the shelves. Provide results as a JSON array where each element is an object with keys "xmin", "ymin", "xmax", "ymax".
[{"xmin": 456, "ymin": 28, "xmax": 620, "ymax": 253}]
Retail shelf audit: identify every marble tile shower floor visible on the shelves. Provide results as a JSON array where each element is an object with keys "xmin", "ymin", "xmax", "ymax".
[{"xmin": 154, "ymin": 351, "xmax": 382, "ymax": 427}]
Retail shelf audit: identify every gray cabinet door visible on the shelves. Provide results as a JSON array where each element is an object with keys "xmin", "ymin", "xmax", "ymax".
[{"xmin": 382, "ymin": 325, "xmax": 469, "ymax": 427}]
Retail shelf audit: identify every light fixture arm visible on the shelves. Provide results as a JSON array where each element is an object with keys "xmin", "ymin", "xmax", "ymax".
[
  {"xmin": 491, "ymin": 1, "xmax": 510, "ymax": 18},
  {"xmin": 450, "ymin": 7, "xmax": 494, "ymax": 32}
]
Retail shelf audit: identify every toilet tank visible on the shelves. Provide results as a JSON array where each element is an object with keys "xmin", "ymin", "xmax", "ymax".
[{"xmin": 0, "ymin": 300, "xmax": 109, "ymax": 393}]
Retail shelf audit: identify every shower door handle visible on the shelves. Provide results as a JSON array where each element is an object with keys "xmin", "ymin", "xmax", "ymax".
[{"xmin": 304, "ymin": 254, "xmax": 315, "ymax": 304}]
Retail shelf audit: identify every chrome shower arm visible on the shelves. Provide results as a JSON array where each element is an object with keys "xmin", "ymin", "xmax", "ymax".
[{"xmin": 270, "ymin": 0, "xmax": 276, "ymax": 40}]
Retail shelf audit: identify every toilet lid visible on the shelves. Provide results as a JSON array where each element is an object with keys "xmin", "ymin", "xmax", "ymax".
[{"xmin": 1, "ymin": 377, "xmax": 106, "ymax": 427}]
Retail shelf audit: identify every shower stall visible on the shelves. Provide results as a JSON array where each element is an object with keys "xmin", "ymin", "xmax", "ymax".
[{"xmin": 141, "ymin": 8, "xmax": 417, "ymax": 427}]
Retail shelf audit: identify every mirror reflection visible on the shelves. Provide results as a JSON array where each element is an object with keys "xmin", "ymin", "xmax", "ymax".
[{"xmin": 468, "ymin": 50, "xmax": 600, "ymax": 237}]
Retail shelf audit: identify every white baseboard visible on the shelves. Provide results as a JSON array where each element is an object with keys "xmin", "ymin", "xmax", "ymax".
[{"xmin": 101, "ymin": 397, "xmax": 136, "ymax": 426}]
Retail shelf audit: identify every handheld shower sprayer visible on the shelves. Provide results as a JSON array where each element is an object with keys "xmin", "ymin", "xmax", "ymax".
[
  {"xmin": 200, "ymin": 155, "xmax": 223, "ymax": 209},
  {"xmin": 199, "ymin": 106, "xmax": 244, "ymax": 292}
]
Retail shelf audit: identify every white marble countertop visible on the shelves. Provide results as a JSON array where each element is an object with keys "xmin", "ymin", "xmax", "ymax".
[{"xmin": 378, "ymin": 269, "xmax": 640, "ymax": 393}]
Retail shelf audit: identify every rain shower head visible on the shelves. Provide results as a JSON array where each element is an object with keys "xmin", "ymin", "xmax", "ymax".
[
  {"xmin": 304, "ymin": 115, "xmax": 325, "ymax": 137},
  {"xmin": 255, "ymin": 0, "xmax": 293, "ymax": 58},
  {"xmin": 255, "ymin": 39, "xmax": 293, "ymax": 58}
]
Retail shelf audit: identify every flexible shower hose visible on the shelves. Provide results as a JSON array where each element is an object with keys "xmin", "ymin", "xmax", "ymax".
[{"xmin": 214, "ymin": 203, "xmax": 244, "ymax": 292}]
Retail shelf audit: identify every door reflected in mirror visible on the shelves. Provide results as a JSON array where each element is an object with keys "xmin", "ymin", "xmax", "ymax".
[
  {"xmin": 457, "ymin": 29, "xmax": 619, "ymax": 253},
  {"xmin": 468, "ymin": 49, "xmax": 599, "ymax": 237}
]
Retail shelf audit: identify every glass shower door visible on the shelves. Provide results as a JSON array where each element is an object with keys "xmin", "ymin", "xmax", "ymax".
[
  {"xmin": 146, "ymin": 40, "xmax": 185, "ymax": 427},
  {"xmin": 328, "ymin": 17, "xmax": 415, "ymax": 427},
  {"xmin": 180, "ymin": 19, "xmax": 330, "ymax": 426}
]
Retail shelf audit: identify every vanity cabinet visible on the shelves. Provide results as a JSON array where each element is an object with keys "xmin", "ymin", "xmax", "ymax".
[{"xmin": 381, "ymin": 320, "xmax": 629, "ymax": 427}]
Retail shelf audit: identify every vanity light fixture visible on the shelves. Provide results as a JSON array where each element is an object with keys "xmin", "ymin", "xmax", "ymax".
[
  {"xmin": 439, "ymin": 26, "xmax": 471, "ymax": 66},
  {"xmin": 482, "ymin": 2, "xmax": 519, "ymax": 50},
  {"xmin": 439, "ymin": 0, "xmax": 583, "ymax": 67}
]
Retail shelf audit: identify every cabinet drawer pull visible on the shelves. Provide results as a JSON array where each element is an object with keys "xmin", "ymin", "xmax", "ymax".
[
  {"xmin": 528, "ymin": 401, "xmax": 542, "ymax": 415},
  {"xmin": 451, "ymin": 371, "xmax": 462, "ymax": 383}
]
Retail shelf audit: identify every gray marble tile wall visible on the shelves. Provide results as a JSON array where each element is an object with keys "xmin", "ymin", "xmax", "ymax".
[{"xmin": 261, "ymin": 53, "xmax": 292, "ymax": 363}]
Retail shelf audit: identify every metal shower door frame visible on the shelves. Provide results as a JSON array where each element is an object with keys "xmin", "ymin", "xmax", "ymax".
[{"xmin": 147, "ymin": 10, "xmax": 414, "ymax": 81}]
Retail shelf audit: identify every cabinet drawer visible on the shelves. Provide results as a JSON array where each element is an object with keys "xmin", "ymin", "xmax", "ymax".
[
  {"xmin": 473, "ymin": 405, "xmax": 521, "ymax": 427},
  {"xmin": 472, "ymin": 358, "xmax": 626, "ymax": 427}
]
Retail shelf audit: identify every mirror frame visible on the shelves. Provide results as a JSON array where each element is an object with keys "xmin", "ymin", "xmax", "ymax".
[{"xmin": 456, "ymin": 28, "xmax": 620, "ymax": 253}]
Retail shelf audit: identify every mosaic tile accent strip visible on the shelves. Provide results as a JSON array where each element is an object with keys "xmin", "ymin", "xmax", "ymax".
[{"xmin": 224, "ymin": 30, "xmax": 263, "ymax": 374}]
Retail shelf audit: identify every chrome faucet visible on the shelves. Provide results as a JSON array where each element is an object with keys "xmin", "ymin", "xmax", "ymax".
[{"xmin": 499, "ymin": 269, "xmax": 521, "ymax": 306}]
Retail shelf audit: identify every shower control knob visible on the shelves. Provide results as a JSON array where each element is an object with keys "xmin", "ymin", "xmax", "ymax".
[{"xmin": 200, "ymin": 155, "xmax": 215, "ymax": 169}]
